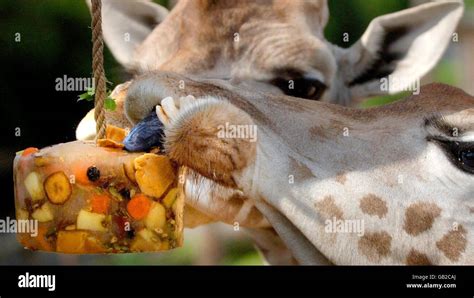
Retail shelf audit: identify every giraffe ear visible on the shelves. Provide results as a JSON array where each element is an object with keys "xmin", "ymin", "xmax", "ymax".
[
  {"xmin": 337, "ymin": 1, "xmax": 463, "ymax": 100},
  {"xmin": 85, "ymin": 0, "xmax": 169, "ymax": 67}
]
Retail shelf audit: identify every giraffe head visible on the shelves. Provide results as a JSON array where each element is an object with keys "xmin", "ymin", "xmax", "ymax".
[
  {"xmin": 76, "ymin": 0, "xmax": 463, "ymax": 140},
  {"xmin": 120, "ymin": 71, "xmax": 474, "ymax": 264},
  {"xmin": 92, "ymin": 0, "xmax": 463, "ymax": 104}
]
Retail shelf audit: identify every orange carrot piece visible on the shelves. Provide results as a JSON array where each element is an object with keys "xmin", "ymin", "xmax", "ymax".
[
  {"xmin": 127, "ymin": 195, "xmax": 152, "ymax": 220},
  {"xmin": 105, "ymin": 125, "xmax": 127, "ymax": 143},
  {"xmin": 22, "ymin": 147, "xmax": 38, "ymax": 157},
  {"xmin": 72, "ymin": 163, "xmax": 90, "ymax": 185},
  {"xmin": 91, "ymin": 194, "xmax": 111, "ymax": 214}
]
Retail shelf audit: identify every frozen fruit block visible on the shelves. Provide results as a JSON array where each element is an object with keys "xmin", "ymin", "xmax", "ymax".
[{"xmin": 13, "ymin": 140, "xmax": 184, "ymax": 254}]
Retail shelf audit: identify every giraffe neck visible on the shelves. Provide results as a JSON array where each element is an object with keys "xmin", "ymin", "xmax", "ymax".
[{"xmin": 235, "ymin": 107, "xmax": 473, "ymax": 265}]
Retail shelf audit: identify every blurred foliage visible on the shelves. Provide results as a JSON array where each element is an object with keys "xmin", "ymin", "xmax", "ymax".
[
  {"xmin": 325, "ymin": 0, "xmax": 409, "ymax": 47},
  {"xmin": 155, "ymin": 0, "xmax": 169, "ymax": 6},
  {"xmin": 326, "ymin": 0, "xmax": 411, "ymax": 108},
  {"xmin": 466, "ymin": 0, "xmax": 474, "ymax": 9},
  {"xmin": 432, "ymin": 60, "xmax": 462, "ymax": 86},
  {"xmin": 359, "ymin": 92, "xmax": 410, "ymax": 109}
]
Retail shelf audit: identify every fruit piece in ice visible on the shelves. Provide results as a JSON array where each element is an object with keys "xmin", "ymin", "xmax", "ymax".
[
  {"xmin": 145, "ymin": 202, "xmax": 166, "ymax": 231},
  {"xmin": 44, "ymin": 171, "xmax": 72, "ymax": 204},
  {"xmin": 122, "ymin": 160, "xmax": 136, "ymax": 183},
  {"xmin": 76, "ymin": 209, "xmax": 107, "ymax": 232},
  {"xmin": 31, "ymin": 202, "xmax": 54, "ymax": 222},
  {"xmin": 57, "ymin": 230, "xmax": 107, "ymax": 253},
  {"xmin": 134, "ymin": 154, "xmax": 175, "ymax": 198},
  {"xmin": 22, "ymin": 147, "xmax": 39, "ymax": 157},
  {"xmin": 97, "ymin": 138, "xmax": 125, "ymax": 149},
  {"xmin": 105, "ymin": 125, "xmax": 127, "ymax": 143},
  {"xmin": 56, "ymin": 231, "xmax": 88, "ymax": 253},
  {"xmin": 130, "ymin": 229, "xmax": 161, "ymax": 251},
  {"xmin": 162, "ymin": 188, "xmax": 178, "ymax": 208},
  {"xmin": 24, "ymin": 171, "xmax": 45, "ymax": 201},
  {"xmin": 84, "ymin": 235, "xmax": 108, "ymax": 253},
  {"xmin": 86, "ymin": 166, "xmax": 100, "ymax": 182},
  {"xmin": 90, "ymin": 194, "xmax": 111, "ymax": 214},
  {"xmin": 34, "ymin": 156, "xmax": 53, "ymax": 167},
  {"xmin": 18, "ymin": 224, "xmax": 54, "ymax": 251},
  {"xmin": 16, "ymin": 208, "xmax": 29, "ymax": 220},
  {"xmin": 72, "ymin": 162, "xmax": 92, "ymax": 185},
  {"xmin": 36, "ymin": 224, "xmax": 54, "ymax": 251},
  {"xmin": 127, "ymin": 194, "xmax": 151, "ymax": 220}
]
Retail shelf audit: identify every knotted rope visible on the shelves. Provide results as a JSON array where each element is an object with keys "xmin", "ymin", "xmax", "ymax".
[{"xmin": 91, "ymin": 0, "xmax": 106, "ymax": 139}]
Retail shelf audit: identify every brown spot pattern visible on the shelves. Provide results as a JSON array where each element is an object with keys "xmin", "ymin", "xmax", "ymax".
[
  {"xmin": 358, "ymin": 231, "xmax": 392, "ymax": 263},
  {"xmin": 359, "ymin": 194, "xmax": 388, "ymax": 219},
  {"xmin": 403, "ymin": 202, "xmax": 442, "ymax": 236},
  {"xmin": 289, "ymin": 157, "xmax": 316, "ymax": 182},
  {"xmin": 314, "ymin": 196, "xmax": 343, "ymax": 220},
  {"xmin": 309, "ymin": 125, "xmax": 328, "ymax": 140},
  {"xmin": 436, "ymin": 225, "xmax": 467, "ymax": 262},
  {"xmin": 406, "ymin": 249, "xmax": 432, "ymax": 265}
]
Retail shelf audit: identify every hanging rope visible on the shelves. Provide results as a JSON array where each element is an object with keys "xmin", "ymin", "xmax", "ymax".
[{"xmin": 91, "ymin": 0, "xmax": 106, "ymax": 139}]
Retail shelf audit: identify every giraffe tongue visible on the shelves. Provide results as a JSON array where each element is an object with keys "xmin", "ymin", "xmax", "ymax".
[{"xmin": 123, "ymin": 111, "xmax": 165, "ymax": 152}]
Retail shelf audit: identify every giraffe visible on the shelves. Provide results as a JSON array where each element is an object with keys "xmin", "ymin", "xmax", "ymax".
[
  {"xmin": 76, "ymin": 0, "xmax": 464, "ymax": 139},
  {"xmin": 75, "ymin": 0, "xmax": 466, "ymax": 264},
  {"xmin": 120, "ymin": 71, "xmax": 474, "ymax": 265}
]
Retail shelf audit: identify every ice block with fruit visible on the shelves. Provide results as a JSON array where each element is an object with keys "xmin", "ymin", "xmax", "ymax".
[{"xmin": 13, "ymin": 126, "xmax": 183, "ymax": 253}]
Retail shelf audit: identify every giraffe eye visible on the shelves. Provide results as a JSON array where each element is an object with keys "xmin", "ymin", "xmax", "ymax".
[
  {"xmin": 271, "ymin": 77, "xmax": 326, "ymax": 100},
  {"xmin": 432, "ymin": 139, "xmax": 474, "ymax": 174},
  {"xmin": 461, "ymin": 149, "xmax": 474, "ymax": 170}
]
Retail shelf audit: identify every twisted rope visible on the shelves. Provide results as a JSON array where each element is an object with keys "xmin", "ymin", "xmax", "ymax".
[{"xmin": 91, "ymin": 0, "xmax": 106, "ymax": 139}]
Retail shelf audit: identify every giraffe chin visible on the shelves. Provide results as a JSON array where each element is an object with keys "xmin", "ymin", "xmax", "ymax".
[{"xmin": 123, "ymin": 110, "xmax": 165, "ymax": 152}]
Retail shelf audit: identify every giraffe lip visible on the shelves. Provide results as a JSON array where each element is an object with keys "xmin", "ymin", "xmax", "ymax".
[{"xmin": 123, "ymin": 111, "xmax": 165, "ymax": 152}]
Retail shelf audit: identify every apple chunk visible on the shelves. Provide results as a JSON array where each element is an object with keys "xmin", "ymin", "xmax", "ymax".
[
  {"xmin": 76, "ymin": 210, "xmax": 107, "ymax": 232},
  {"xmin": 24, "ymin": 171, "xmax": 45, "ymax": 201},
  {"xmin": 31, "ymin": 202, "xmax": 54, "ymax": 222},
  {"xmin": 145, "ymin": 202, "xmax": 166, "ymax": 231}
]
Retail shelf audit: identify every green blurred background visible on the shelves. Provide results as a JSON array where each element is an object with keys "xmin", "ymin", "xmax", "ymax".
[{"xmin": 0, "ymin": 0, "xmax": 472, "ymax": 265}]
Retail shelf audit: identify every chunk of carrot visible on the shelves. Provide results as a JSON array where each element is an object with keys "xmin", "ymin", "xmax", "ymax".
[
  {"xmin": 22, "ymin": 147, "xmax": 38, "ymax": 157},
  {"xmin": 127, "ymin": 194, "xmax": 152, "ymax": 220},
  {"xmin": 91, "ymin": 194, "xmax": 111, "ymax": 214},
  {"xmin": 72, "ymin": 163, "xmax": 90, "ymax": 185}
]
